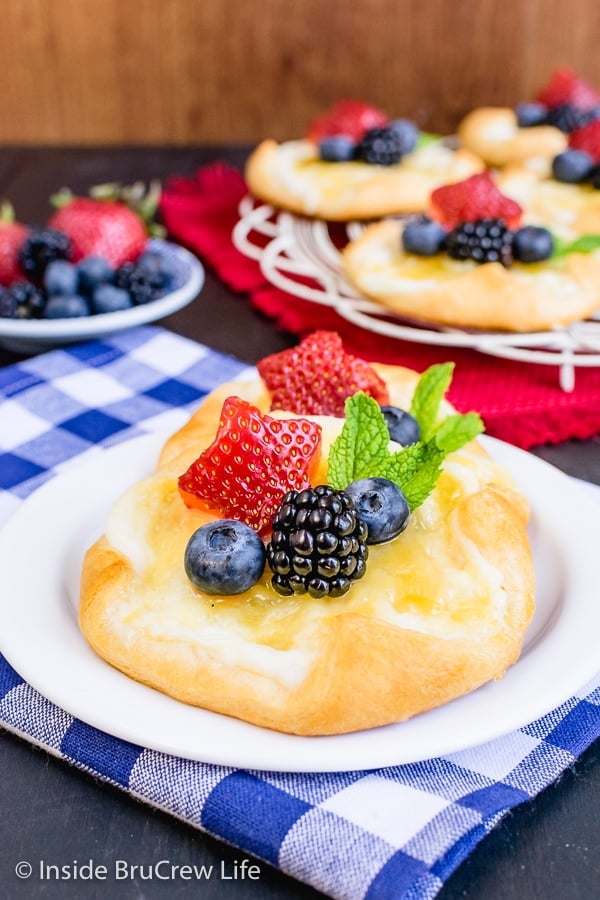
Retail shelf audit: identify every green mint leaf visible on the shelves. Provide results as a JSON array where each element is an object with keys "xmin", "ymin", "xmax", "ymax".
[
  {"xmin": 409, "ymin": 362, "xmax": 454, "ymax": 441},
  {"xmin": 327, "ymin": 366, "xmax": 487, "ymax": 514},
  {"xmin": 434, "ymin": 412, "xmax": 484, "ymax": 454},
  {"xmin": 552, "ymin": 233, "xmax": 600, "ymax": 259},
  {"xmin": 551, "ymin": 234, "xmax": 570, "ymax": 258},
  {"xmin": 328, "ymin": 392, "xmax": 391, "ymax": 490},
  {"xmin": 416, "ymin": 131, "xmax": 441, "ymax": 148},
  {"xmin": 382, "ymin": 441, "xmax": 445, "ymax": 511}
]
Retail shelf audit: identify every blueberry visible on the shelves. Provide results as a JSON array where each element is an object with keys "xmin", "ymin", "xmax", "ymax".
[
  {"xmin": 402, "ymin": 217, "xmax": 446, "ymax": 256},
  {"xmin": 552, "ymin": 149, "xmax": 594, "ymax": 183},
  {"xmin": 388, "ymin": 118, "xmax": 419, "ymax": 154},
  {"xmin": 136, "ymin": 249, "xmax": 176, "ymax": 290},
  {"xmin": 0, "ymin": 287, "xmax": 16, "ymax": 319},
  {"xmin": 512, "ymin": 226, "xmax": 554, "ymax": 263},
  {"xmin": 91, "ymin": 284, "xmax": 134, "ymax": 314},
  {"xmin": 77, "ymin": 255, "xmax": 115, "ymax": 294},
  {"xmin": 184, "ymin": 520, "xmax": 266, "ymax": 595},
  {"xmin": 515, "ymin": 102, "xmax": 548, "ymax": 128},
  {"xmin": 44, "ymin": 260, "xmax": 79, "ymax": 295},
  {"xmin": 380, "ymin": 406, "xmax": 421, "ymax": 445},
  {"xmin": 0, "ymin": 281, "xmax": 46, "ymax": 319},
  {"xmin": 318, "ymin": 135, "xmax": 356, "ymax": 162},
  {"xmin": 344, "ymin": 477, "xmax": 410, "ymax": 544},
  {"xmin": 43, "ymin": 294, "xmax": 90, "ymax": 318}
]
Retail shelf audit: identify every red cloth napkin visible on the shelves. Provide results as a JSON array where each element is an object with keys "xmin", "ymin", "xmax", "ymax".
[{"xmin": 160, "ymin": 163, "xmax": 600, "ymax": 449}]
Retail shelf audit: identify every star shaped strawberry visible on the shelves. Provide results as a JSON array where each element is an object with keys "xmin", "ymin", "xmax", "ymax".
[{"xmin": 178, "ymin": 397, "xmax": 322, "ymax": 535}]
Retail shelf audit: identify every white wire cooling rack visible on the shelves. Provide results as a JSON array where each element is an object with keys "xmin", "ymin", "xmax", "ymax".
[{"xmin": 232, "ymin": 196, "xmax": 600, "ymax": 392}]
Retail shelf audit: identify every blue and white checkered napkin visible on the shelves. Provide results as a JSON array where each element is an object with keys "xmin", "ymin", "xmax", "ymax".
[{"xmin": 2, "ymin": 324, "xmax": 600, "ymax": 900}]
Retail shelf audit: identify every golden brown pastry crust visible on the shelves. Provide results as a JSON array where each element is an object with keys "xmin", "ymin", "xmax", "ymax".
[
  {"xmin": 245, "ymin": 138, "xmax": 484, "ymax": 220},
  {"xmin": 342, "ymin": 219, "xmax": 600, "ymax": 332},
  {"xmin": 457, "ymin": 107, "xmax": 567, "ymax": 168},
  {"xmin": 79, "ymin": 366, "xmax": 535, "ymax": 736}
]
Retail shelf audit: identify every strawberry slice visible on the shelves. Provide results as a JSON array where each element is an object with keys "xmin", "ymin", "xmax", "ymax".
[
  {"xmin": 569, "ymin": 119, "xmax": 600, "ymax": 162},
  {"xmin": 306, "ymin": 100, "xmax": 389, "ymax": 143},
  {"xmin": 178, "ymin": 397, "xmax": 322, "ymax": 535},
  {"xmin": 535, "ymin": 67, "xmax": 600, "ymax": 110},
  {"xmin": 257, "ymin": 331, "xmax": 390, "ymax": 416},
  {"xmin": 430, "ymin": 173, "xmax": 522, "ymax": 231}
]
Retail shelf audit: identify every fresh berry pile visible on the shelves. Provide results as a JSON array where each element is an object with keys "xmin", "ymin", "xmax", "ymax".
[
  {"xmin": 179, "ymin": 340, "xmax": 484, "ymax": 600},
  {"xmin": 515, "ymin": 68, "xmax": 600, "ymax": 186},
  {"xmin": 305, "ymin": 100, "xmax": 420, "ymax": 166},
  {"xmin": 0, "ymin": 182, "xmax": 185, "ymax": 321},
  {"xmin": 306, "ymin": 99, "xmax": 390, "ymax": 143},
  {"xmin": 515, "ymin": 68, "xmax": 600, "ymax": 134},
  {"xmin": 402, "ymin": 175, "xmax": 554, "ymax": 267},
  {"xmin": 534, "ymin": 67, "xmax": 600, "ymax": 113},
  {"xmin": 548, "ymin": 118, "xmax": 600, "ymax": 186}
]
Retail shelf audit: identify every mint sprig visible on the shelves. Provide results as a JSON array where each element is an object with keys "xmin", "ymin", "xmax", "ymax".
[
  {"xmin": 381, "ymin": 440, "xmax": 446, "ymax": 510},
  {"xmin": 328, "ymin": 365, "xmax": 484, "ymax": 511},
  {"xmin": 416, "ymin": 131, "xmax": 442, "ymax": 149},
  {"xmin": 408, "ymin": 361, "xmax": 454, "ymax": 442},
  {"xmin": 327, "ymin": 392, "xmax": 390, "ymax": 488},
  {"xmin": 552, "ymin": 233, "xmax": 600, "ymax": 259}
]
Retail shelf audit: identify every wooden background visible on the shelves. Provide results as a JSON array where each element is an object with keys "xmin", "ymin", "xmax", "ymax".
[{"xmin": 2, "ymin": 0, "xmax": 600, "ymax": 145}]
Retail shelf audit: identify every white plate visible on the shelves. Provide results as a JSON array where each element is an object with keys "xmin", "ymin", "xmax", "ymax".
[
  {"xmin": 0, "ymin": 433, "xmax": 599, "ymax": 772},
  {"xmin": 0, "ymin": 239, "xmax": 205, "ymax": 354}
]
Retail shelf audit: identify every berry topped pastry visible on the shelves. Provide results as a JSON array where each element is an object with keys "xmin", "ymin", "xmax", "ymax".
[
  {"xmin": 457, "ymin": 67, "xmax": 600, "ymax": 169},
  {"xmin": 245, "ymin": 99, "xmax": 484, "ymax": 220},
  {"xmin": 342, "ymin": 172, "xmax": 600, "ymax": 332},
  {"xmin": 79, "ymin": 332, "xmax": 534, "ymax": 735}
]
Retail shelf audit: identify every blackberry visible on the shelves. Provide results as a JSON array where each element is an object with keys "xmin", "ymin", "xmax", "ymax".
[
  {"xmin": 115, "ymin": 260, "xmax": 167, "ymax": 305},
  {"xmin": 545, "ymin": 103, "xmax": 598, "ymax": 133},
  {"xmin": 19, "ymin": 228, "xmax": 72, "ymax": 283},
  {"xmin": 0, "ymin": 280, "xmax": 46, "ymax": 319},
  {"xmin": 445, "ymin": 218, "xmax": 514, "ymax": 267},
  {"xmin": 267, "ymin": 485, "xmax": 368, "ymax": 599},
  {"xmin": 355, "ymin": 126, "xmax": 404, "ymax": 166}
]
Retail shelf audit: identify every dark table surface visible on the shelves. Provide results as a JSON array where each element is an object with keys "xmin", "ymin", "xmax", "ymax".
[{"xmin": 0, "ymin": 146, "xmax": 599, "ymax": 900}]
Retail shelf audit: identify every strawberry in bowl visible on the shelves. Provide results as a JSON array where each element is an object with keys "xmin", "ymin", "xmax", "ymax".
[{"xmin": 0, "ymin": 182, "xmax": 195, "ymax": 324}]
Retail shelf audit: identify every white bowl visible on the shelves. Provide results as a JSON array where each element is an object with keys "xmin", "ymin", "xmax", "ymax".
[{"xmin": 0, "ymin": 239, "xmax": 205, "ymax": 354}]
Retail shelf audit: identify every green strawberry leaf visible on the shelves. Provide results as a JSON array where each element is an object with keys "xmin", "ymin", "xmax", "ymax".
[
  {"xmin": 409, "ymin": 362, "xmax": 454, "ymax": 441},
  {"xmin": 327, "ymin": 392, "xmax": 390, "ymax": 490}
]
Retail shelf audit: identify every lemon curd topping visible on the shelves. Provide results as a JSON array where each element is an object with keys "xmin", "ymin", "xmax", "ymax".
[
  {"xmin": 273, "ymin": 140, "xmax": 477, "ymax": 210},
  {"xmin": 357, "ymin": 224, "xmax": 596, "ymax": 296}
]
